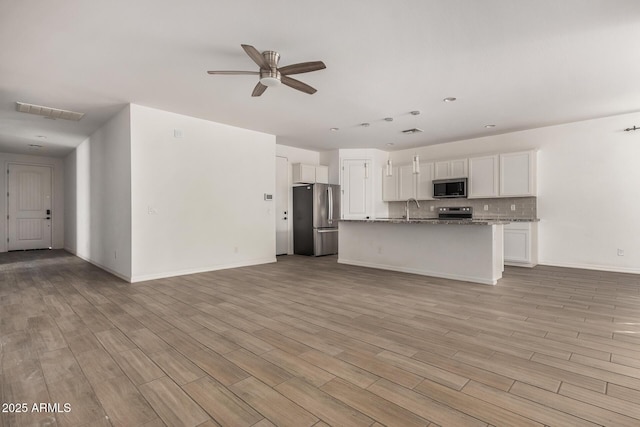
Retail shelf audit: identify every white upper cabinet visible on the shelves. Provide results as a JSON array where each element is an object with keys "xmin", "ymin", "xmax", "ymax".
[
  {"xmin": 292, "ymin": 163, "xmax": 330, "ymax": 184},
  {"xmin": 382, "ymin": 166, "xmax": 400, "ymax": 202},
  {"xmin": 415, "ymin": 162, "xmax": 434, "ymax": 200},
  {"xmin": 382, "ymin": 162, "xmax": 434, "ymax": 201},
  {"xmin": 435, "ymin": 158, "xmax": 468, "ymax": 179},
  {"xmin": 398, "ymin": 164, "xmax": 415, "ymax": 200},
  {"xmin": 342, "ymin": 159, "xmax": 372, "ymax": 219},
  {"xmin": 468, "ymin": 155, "xmax": 499, "ymax": 198},
  {"xmin": 499, "ymin": 151, "xmax": 537, "ymax": 196}
]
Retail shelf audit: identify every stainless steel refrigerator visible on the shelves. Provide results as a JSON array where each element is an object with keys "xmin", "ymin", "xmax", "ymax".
[{"xmin": 293, "ymin": 183, "xmax": 340, "ymax": 256}]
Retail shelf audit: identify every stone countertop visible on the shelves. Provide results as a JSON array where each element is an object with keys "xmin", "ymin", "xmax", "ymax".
[
  {"xmin": 340, "ymin": 218, "xmax": 512, "ymax": 225},
  {"xmin": 473, "ymin": 217, "xmax": 540, "ymax": 222}
]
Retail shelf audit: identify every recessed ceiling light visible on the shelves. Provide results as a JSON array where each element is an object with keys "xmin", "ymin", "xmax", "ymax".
[
  {"xmin": 410, "ymin": 111, "xmax": 421, "ymax": 116},
  {"xmin": 384, "ymin": 117, "xmax": 393, "ymax": 122},
  {"xmin": 330, "ymin": 127, "xmax": 339, "ymax": 131},
  {"xmin": 28, "ymin": 144, "xmax": 43, "ymax": 149},
  {"xmin": 361, "ymin": 122, "xmax": 370, "ymax": 127},
  {"xmin": 36, "ymin": 135, "xmax": 47, "ymax": 139},
  {"xmin": 484, "ymin": 124, "xmax": 496, "ymax": 128},
  {"xmin": 386, "ymin": 142, "xmax": 395, "ymax": 146},
  {"xmin": 443, "ymin": 97, "xmax": 457, "ymax": 102}
]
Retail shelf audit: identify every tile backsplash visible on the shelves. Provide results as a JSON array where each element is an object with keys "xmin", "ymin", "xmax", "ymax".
[{"xmin": 388, "ymin": 197, "xmax": 537, "ymax": 219}]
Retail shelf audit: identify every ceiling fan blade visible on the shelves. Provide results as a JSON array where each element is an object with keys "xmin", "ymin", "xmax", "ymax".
[
  {"xmin": 281, "ymin": 76, "xmax": 317, "ymax": 94},
  {"xmin": 279, "ymin": 61, "xmax": 326, "ymax": 76},
  {"xmin": 241, "ymin": 44, "xmax": 269, "ymax": 69},
  {"xmin": 207, "ymin": 70, "xmax": 259, "ymax": 75},
  {"xmin": 252, "ymin": 82, "xmax": 268, "ymax": 97}
]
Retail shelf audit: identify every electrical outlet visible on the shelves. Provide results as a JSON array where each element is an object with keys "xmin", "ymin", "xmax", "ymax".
[
  {"xmin": 377, "ymin": 246, "xmax": 382, "ymax": 254},
  {"xmin": 430, "ymin": 206, "xmax": 434, "ymax": 212},
  {"xmin": 484, "ymin": 204, "xmax": 489, "ymax": 211},
  {"xmin": 618, "ymin": 249, "xmax": 625, "ymax": 256},
  {"xmin": 114, "ymin": 251, "xmax": 117, "ymax": 259},
  {"xmin": 234, "ymin": 246, "xmax": 239, "ymax": 254},
  {"xmin": 148, "ymin": 206, "xmax": 158, "ymax": 215},
  {"xmin": 510, "ymin": 204, "xmax": 516, "ymax": 211}
]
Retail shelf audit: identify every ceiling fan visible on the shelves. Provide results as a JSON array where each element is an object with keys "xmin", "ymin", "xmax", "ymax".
[{"xmin": 207, "ymin": 44, "xmax": 326, "ymax": 97}]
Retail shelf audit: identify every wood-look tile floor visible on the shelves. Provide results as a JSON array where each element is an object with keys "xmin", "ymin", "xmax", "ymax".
[{"xmin": 2, "ymin": 250, "xmax": 640, "ymax": 426}]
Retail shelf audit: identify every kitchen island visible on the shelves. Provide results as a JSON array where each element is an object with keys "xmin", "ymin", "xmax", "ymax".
[{"xmin": 338, "ymin": 218, "xmax": 509, "ymax": 285}]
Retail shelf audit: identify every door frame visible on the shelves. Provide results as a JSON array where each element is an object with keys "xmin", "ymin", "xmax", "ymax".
[
  {"xmin": 275, "ymin": 155, "xmax": 289, "ymax": 255},
  {"xmin": 6, "ymin": 161, "xmax": 55, "ymax": 251}
]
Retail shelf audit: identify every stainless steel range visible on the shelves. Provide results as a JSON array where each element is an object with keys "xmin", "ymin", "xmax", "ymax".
[{"xmin": 438, "ymin": 206, "xmax": 473, "ymax": 219}]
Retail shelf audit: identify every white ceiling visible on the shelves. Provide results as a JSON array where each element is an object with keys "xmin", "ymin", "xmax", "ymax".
[{"xmin": 1, "ymin": 0, "xmax": 639, "ymax": 157}]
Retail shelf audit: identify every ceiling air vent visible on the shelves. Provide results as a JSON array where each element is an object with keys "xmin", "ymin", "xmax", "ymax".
[
  {"xmin": 402, "ymin": 128, "xmax": 424, "ymax": 135},
  {"xmin": 16, "ymin": 102, "xmax": 85, "ymax": 121}
]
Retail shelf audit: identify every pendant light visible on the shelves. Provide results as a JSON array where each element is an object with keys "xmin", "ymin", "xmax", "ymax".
[
  {"xmin": 385, "ymin": 158, "xmax": 393, "ymax": 177},
  {"xmin": 413, "ymin": 155, "xmax": 420, "ymax": 174}
]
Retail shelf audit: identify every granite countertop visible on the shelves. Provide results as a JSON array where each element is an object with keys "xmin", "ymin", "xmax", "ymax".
[
  {"xmin": 340, "ymin": 218, "xmax": 512, "ymax": 225},
  {"xmin": 478, "ymin": 217, "xmax": 540, "ymax": 222}
]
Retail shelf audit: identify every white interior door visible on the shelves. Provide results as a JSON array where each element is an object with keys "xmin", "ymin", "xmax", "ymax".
[
  {"xmin": 275, "ymin": 156, "xmax": 289, "ymax": 255},
  {"xmin": 8, "ymin": 164, "xmax": 52, "ymax": 250}
]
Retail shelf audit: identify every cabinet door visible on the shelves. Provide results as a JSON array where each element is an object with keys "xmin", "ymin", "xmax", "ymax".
[
  {"xmin": 504, "ymin": 223, "xmax": 530, "ymax": 263},
  {"xmin": 450, "ymin": 159, "xmax": 468, "ymax": 178},
  {"xmin": 398, "ymin": 164, "xmax": 415, "ymax": 200},
  {"xmin": 416, "ymin": 162, "xmax": 434, "ymax": 200},
  {"xmin": 504, "ymin": 222, "xmax": 537, "ymax": 266},
  {"xmin": 292, "ymin": 163, "xmax": 317, "ymax": 183},
  {"xmin": 469, "ymin": 155, "xmax": 499, "ymax": 198},
  {"xmin": 434, "ymin": 161, "xmax": 451, "ymax": 179},
  {"xmin": 315, "ymin": 166, "xmax": 329, "ymax": 184},
  {"xmin": 382, "ymin": 167, "xmax": 399, "ymax": 201},
  {"xmin": 342, "ymin": 159, "xmax": 371, "ymax": 219},
  {"xmin": 500, "ymin": 151, "xmax": 535, "ymax": 196}
]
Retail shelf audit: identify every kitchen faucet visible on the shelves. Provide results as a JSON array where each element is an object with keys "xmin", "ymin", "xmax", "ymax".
[{"xmin": 405, "ymin": 198, "xmax": 420, "ymax": 220}]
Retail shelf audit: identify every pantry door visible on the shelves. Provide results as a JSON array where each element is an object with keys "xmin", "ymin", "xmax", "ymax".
[{"xmin": 7, "ymin": 164, "xmax": 53, "ymax": 250}]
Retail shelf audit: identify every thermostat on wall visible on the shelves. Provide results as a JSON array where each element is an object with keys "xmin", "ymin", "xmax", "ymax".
[{"xmin": 264, "ymin": 193, "xmax": 273, "ymax": 201}]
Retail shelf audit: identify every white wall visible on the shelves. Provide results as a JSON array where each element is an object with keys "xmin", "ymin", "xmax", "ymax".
[
  {"xmin": 64, "ymin": 106, "xmax": 132, "ymax": 280},
  {"xmin": 320, "ymin": 150, "xmax": 340, "ymax": 185},
  {"xmin": 0, "ymin": 152, "xmax": 65, "ymax": 252},
  {"xmin": 390, "ymin": 111, "xmax": 640, "ymax": 273},
  {"xmin": 130, "ymin": 104, "xmax": 276, "ymax": 281}
]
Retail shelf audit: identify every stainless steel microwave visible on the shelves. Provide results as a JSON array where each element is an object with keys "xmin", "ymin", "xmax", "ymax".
[{"xmin": 433, "ymin": 178, "xmax": 467, "ymax": 198}]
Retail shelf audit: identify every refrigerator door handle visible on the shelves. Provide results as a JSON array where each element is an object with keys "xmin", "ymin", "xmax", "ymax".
[
  {"xmin": 328, "ymin": 186, "xmax": 333, "ymax": 223},
  {"xmin": 317, "ymin": 228, "xmax": 339, "ymax": 233}
]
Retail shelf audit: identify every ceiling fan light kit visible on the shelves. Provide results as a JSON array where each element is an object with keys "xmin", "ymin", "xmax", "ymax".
[{"xmin": 207, "ymin": 44, "xmax": 326, "ymax": 97}]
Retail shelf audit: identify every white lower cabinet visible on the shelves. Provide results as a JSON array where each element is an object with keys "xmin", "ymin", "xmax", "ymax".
[{"xmin": 504, "ymin": 222, "xmax": 538, "ymax": 267}]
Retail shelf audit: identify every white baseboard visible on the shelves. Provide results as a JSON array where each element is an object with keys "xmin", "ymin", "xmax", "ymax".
[
  {"xmin": 65, "ymin": 247, "xmax": 132, "ymax": 282},
  {"xmin": 130, "ymin": 257, "xmax": 277, "ymax": 283},
  {"xmin": 505, "ymin": 261, "xmax": 537, "ymax": 268},
  {"xmin": 337, "ymin": 258, "xmax": 498, "ymax": 285},
  {"xmin": 538, "ymin": 260, "xmax": 640, "ymax": 275}
]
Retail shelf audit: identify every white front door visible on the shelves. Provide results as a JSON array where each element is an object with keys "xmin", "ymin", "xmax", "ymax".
[
  {"xmin": 8, "ymin": 164, "xmax": 52, "ymax": 250},
  {"xmin": 275, "ymin": 156, "xmax": 289, "ymax": 255}
]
